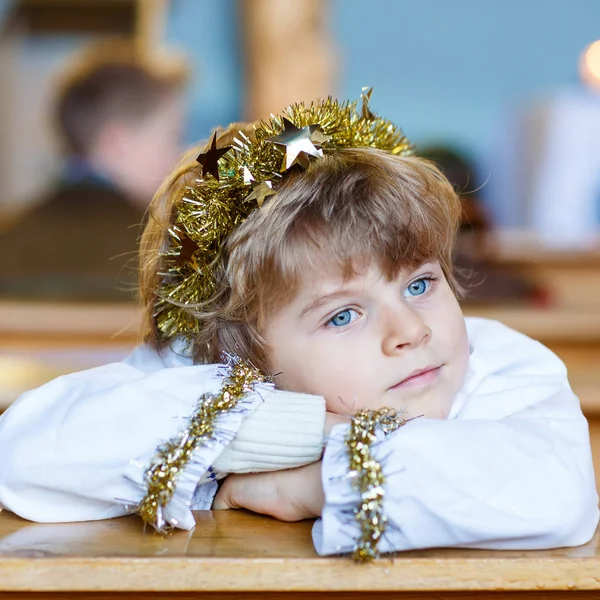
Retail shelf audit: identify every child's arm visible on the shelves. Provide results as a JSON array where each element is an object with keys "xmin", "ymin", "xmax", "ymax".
[
  {"xmin": 217, "ymin": 386, "xmax": 597, "ymax": 554},
  {"xmin": 215, "ymin": 319, "xmax": 599, "ymax": 554},
  {"xmin": 318, "ymin": 319, "xmax": 599, "ymax": 553},
  {"xmin": 0, "ymin": 344, "xmax": 325, "ymax": 529},
  {"xmin": 315, "ymin": 400, "xmax": 597, "ymax": 554}
]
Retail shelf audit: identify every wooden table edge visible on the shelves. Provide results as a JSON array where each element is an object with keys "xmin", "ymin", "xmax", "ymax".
[{"xmin": 1, "ymin": 555, "xmax": 600, "ymax": 592}]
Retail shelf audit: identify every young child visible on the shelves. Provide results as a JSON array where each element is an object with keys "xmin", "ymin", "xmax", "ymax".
[{"xmin": 0, "ymin": 93, "xmax": 597, "ymax": 561}]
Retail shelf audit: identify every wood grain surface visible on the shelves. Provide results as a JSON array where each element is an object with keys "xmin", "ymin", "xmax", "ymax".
[{"xmin": 0, "ymin": 510, "xmax": 599, "ymax": 595}]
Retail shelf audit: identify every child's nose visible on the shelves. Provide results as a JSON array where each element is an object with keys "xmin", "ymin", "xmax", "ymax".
[{"xmin": 380, "ymin": 304, "xmax": 431, "ymax": 356}]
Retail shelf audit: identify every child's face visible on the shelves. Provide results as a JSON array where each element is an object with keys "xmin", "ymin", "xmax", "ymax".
[{"xmin": 264, "ymin": 261, "xmax": 470, "ymax": 419}]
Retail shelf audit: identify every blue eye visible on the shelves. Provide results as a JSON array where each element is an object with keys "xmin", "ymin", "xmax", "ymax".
[
  {"xmin": 327, "ymin": 309, "xmax": 357, "ymax": 328},
  {"xmin": 404, "ymin": 277, "xmax": 431, "ymax": 297}
]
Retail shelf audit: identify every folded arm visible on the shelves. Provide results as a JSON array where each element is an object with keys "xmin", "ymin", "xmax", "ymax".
[
  {"xmin": 0, "ymin": 346, "xmax": 325, "ymax": 529},
  {"xmin": 317, "ymin": 384, "xmax": 598, "ymax": 554}
]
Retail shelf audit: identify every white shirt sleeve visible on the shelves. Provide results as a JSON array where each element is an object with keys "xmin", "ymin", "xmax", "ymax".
[
  {"xmin": 314, "ymin": 318, "xmax": 599, "ymax": 554},
  {"xmin": 0, "ymin": 343, "xmax": 315, "ymax": 530}
]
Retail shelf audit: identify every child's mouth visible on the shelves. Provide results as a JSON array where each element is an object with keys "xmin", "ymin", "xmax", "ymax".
[{"xmin": 389, "ymin": 365, "xmax": 442, "ymax": 390}]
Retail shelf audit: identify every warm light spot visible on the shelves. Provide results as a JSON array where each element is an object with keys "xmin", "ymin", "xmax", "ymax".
[{"xmin": 580, "ymin": 40, "xmax": 600, "ymax": 89}]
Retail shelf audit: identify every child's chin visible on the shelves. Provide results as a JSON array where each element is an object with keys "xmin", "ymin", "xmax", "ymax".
[
  {"xmin": 326, "ymin": 395, "xmax": 453, "ymax": 421},
  {"xmin": 327, "ymin": 397, "xmax": 405, "ymax": 417}
]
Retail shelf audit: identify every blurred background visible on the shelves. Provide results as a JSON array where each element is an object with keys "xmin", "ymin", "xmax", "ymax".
[
  {"xmin": 0, "ymin": 0, "xmax": 599, "ymax": 485},
  {"xmin": 2, "ymin": 1, "xmax": 600, "ymax": 244}
]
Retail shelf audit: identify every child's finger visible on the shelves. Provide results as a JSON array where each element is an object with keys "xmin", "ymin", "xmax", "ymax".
[
  {"xmin": 212, "ymin": 472, "xmax": 283, "ymax": 517},
  {"xmin": 212, "ymin": 479, "xmax": 239, "ymax": 510},
  {"xmin": 211, "ymin": 494, "xmax": 231, "ymax": 510}
]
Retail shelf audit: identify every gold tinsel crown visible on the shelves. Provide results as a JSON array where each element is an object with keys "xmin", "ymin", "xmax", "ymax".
[{"xmin": 155, "ymin": 89, "xmax": 412, "ymax": 339}]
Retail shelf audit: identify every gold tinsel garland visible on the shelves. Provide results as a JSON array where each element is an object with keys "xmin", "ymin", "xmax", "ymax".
[
  {"xmin": 155, "ymin": 91, "xmax": 412, "ymax": 339},
  {"xmin": 345, "ymin": 408, "xmax": 408, "ymax": 562},
  {"xmin": 138, "ymin": 357, "xmax": 266, "ymax": 531}
]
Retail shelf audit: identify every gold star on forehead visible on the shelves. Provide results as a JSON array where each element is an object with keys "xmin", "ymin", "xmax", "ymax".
[
  {"xmin": 246, "ymin": 181, "xmax": 275, "ymax": 207},
  {"xmin": 266, "ymin": 117, "xmax": 330, "ymax": 171},
  {"xmin": 196, "ymin": 132, "xmax": 232, "ymax": 181}
]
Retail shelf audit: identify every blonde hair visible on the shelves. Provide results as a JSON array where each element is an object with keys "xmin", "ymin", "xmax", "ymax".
[{"xmin": 140, "ymin": 124, "xmax": 462, "ymax": 372}]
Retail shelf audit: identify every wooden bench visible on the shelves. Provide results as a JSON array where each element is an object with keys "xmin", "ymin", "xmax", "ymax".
[
  {"xmin": 486, "ymin": 232, "xmax": 600, "ymax": 311},
  {"xmin": 0, "ymin": 509, "xmax": 599, "ymax": 598}
]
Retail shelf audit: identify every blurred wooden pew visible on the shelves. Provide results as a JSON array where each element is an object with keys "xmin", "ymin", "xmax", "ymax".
[
  {"xmin": 486, "ymin": 231, "xmax": 600, "ymax": 310},
  {"xmin": 0, "ymin": 300, "xmax": 140, "ymax": 344}
]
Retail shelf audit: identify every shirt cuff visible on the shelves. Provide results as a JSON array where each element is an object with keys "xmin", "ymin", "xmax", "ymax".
[
  {"xmin": 212, "ymin": 390, "xmax": 326, "ymax": 474},
  {"xmin": 312, "ymin": 422, "xmax": 358, "ymax": 556}
]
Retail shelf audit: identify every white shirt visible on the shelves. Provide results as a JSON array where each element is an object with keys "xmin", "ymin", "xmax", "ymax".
[{"xmin": 0, "ymin": 317, "xmax": 597, "ymax": 554}]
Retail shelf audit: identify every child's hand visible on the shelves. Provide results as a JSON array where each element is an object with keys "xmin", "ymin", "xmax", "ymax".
[{"xmin": 212, "ymin": 461, "xmax": 325, "ymax": 521}]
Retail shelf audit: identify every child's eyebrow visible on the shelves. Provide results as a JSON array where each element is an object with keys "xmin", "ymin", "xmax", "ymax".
[
  {"xmin": 298, "ymin": 261, "xmax": 439, "ymax": 318},
  {"xmin": 300, "ymin": 290, "xmax": 353, "ymax": 318}
]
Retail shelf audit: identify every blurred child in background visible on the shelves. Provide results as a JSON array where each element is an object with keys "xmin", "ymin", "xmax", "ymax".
[{"xmin": 0, "ymin": 41, "xmax": 187, "ymax": 300}]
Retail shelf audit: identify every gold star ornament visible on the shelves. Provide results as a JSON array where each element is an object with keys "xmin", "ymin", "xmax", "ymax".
[
  {"xmin": 175, "ymin": 233, "xmax": 199, "ymax": 269},
  {"xmin": 196, "ymin": 132, "xmax": 232, "ymax": 181},
  {"xmin": 361, "ymin": 86, "xmax": 375, "ymax": 120},
  {"xmin": 246, "ymin": 181, "xmax": 275, "ymax": 207},
  {"xmin": 266, "ymin": 118, "xmax": 330, "ymax": 171}
]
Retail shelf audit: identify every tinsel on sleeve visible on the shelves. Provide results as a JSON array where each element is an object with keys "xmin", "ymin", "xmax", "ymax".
[
  {"xmin": 345, "ymin": 407, "xmax": 408, "ymax": 562},
  {"xmin": 154, "ymin": 91, "xmax": 412, "ymax": 340},
  {"xmin": 138, "ymin": 357, "xmax": 266, "ymax": 532}
]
